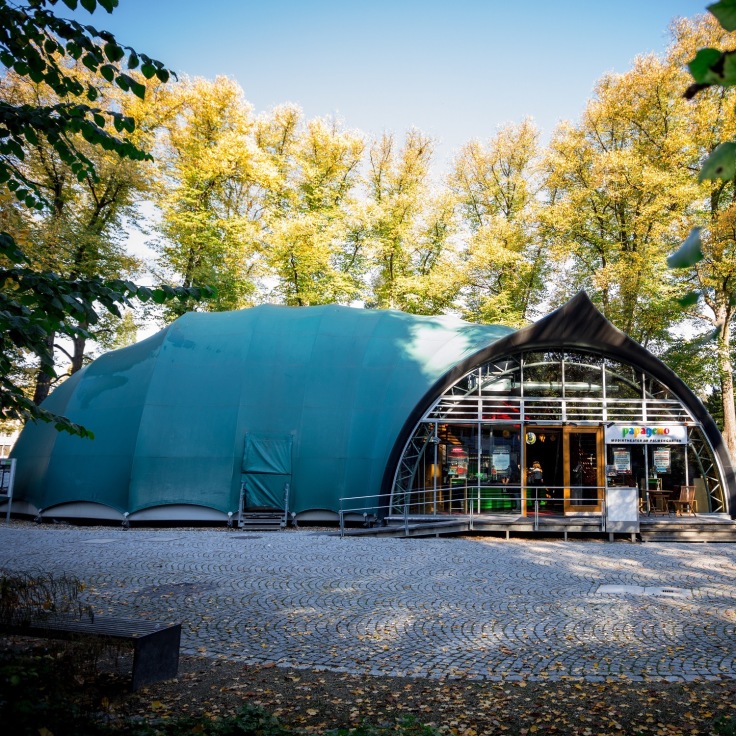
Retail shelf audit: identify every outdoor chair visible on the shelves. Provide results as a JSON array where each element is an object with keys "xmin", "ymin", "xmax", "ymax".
[{"xmin": 670, "ymin": 485, "xmax": 697, "ymax": 516}]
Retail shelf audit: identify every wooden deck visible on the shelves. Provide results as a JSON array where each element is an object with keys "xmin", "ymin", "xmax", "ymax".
[{"xmin": 339, "ymin": 512, "xmax": 736, "ymax": 542}]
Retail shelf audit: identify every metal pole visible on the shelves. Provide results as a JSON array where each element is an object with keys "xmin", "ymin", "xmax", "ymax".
[
  {"xmin": 601, "ymin": 493, "xmax": 606, "ymax": 533},
  {"xmin": 643, "ymin": 444, "xmax": 651, "ymax": 514},
  {"xmin": 282, "ymin": 482, "xmax": 290, "ymax": 528},
  {"xmin": 237, "ymin": 482, "xmax": 246, "ymax": 529},
  {"xmin": 433, "ymin": 424, "xmax": 438, "ymax": 516}
]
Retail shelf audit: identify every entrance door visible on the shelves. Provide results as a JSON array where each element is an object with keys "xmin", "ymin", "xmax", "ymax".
[
  {"xmin": 241, "ymin": 433, "xmax": 293, "ymax": 511},
  {"xmin": 523, "ymin": 427, "xmax": 563, "ymax": 514},
  {"xmin": 563, "ymin": 427, "xmax": 604, "ymax": 514}
]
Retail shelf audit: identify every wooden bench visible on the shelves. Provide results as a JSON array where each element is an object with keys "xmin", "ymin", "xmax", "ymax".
[{"xmin": 1, "ymin": 614, "xmax": 181, "ymax": 690}]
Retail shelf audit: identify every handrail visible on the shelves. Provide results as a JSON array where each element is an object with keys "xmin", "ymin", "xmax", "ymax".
[{"xmin": 338, "ymin": 484, "xmax": 608, "ymax": 535}]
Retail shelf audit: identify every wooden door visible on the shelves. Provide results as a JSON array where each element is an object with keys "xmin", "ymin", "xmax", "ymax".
[{"xmin": 563, "ymin": 427, "xmax": 604, "ymax": 514}]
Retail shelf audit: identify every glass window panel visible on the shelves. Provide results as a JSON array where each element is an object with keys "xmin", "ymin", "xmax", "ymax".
[
  {"xmin": 436, "ymin": 423, "xmax": 479, "ymax": 513},
  {"xmin": 563, "ymin": 354, "xmax": 603, "ymax": 397},
  {"xmin": 446, "ymin": 370, "xmax": 478, "ymax": 396},
  {"xmin": 604, "ymin": 358, "xmax": 642, "ymax": 399},
  {"xmin": 522, "ymin": 352, "xmax": 563, "ymax": 397},
  {"xmin": 479, "ymin": 359, "xmax": 521, "ymax": 396},
  {"xmin": 643, "ymin": 374, "xmax": 674, "ymax": 401},
  {"xmin": 482, "ymin": 426, "xmax": 522, "ymax": 483}
]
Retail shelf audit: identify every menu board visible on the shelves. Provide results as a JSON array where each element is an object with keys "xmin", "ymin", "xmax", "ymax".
[
  {"xmin": 652, "ymin": 447, "xmax": 671, "ymax": 473},
  {"xmin": 613, "ymin": 449, "xmax": 631, "ymax": 472}
]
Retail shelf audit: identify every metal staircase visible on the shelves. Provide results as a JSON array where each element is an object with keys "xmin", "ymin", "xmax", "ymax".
[{"xmin": 237, "ymin": 512, "xmax": 285, "ymax": 531}]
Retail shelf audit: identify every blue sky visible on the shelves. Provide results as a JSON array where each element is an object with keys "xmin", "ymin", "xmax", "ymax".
[{"xmin": 75, "ymin": 0, "xmax": 706, "ymax": 170}]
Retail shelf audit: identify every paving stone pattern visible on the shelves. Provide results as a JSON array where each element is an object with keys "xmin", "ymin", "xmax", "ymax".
[{"xmin": 1, "ymin": 526, "xmax": 735, "ymax": 682}]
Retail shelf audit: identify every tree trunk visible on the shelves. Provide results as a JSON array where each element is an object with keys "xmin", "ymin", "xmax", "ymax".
[
  {"xmin": 32, "ymin": 332, "xmax": 56, "ymax": 406},
  {"xmin": 71, "ymin": 323, "xmax": 87, "ymax": 375},
  {"xmin": 716, "ymin": 307, "xmax": 736, "ymax": 463}
]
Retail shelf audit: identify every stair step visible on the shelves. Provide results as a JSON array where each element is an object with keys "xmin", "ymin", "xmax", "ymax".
[{"xmin": 238, "ymin": 512, "xmax": 284, "ymax": 530}]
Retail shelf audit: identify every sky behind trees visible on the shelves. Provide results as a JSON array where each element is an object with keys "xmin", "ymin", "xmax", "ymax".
[{"xmin": 71, "ymin": 0, "xmax": 705, "ymax": 172}]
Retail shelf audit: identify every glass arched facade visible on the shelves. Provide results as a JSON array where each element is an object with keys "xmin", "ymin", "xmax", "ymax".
[{"xmin": 390, "ymin": 350, "xmax": 727, "ymax": 518}]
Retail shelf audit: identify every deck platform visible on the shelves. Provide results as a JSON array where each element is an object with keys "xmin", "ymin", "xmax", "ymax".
[{"xmin": 337, "ymin": 512, "xmax": 736, "ymax": 542}]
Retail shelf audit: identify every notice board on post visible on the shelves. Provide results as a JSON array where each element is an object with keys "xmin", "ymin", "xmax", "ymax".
[{"xmin": 0, "ymin": 458, "xmax": 16, "ymax": 522}]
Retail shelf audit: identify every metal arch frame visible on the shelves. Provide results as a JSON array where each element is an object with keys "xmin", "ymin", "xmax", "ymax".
[
  {"xmin": 381, "ymin": 292, "xmax": 736, "ymax": 518},
  {"xmin": 390, "ymin": 423, "xmax": 436, "ymax": 515},
  {"xmin": 688, "ymin": 427, "xmax": 726, "ymax": 514}
]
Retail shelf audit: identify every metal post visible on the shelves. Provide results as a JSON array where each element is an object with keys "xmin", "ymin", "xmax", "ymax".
[
  {"xmin": 433, "ymin": 424, "xmax": 438, "ymax": 516},
  {"xmin": 643, "ymin": 444, "xmax": 651, "ymax": 515},
  {"xmin": 339, "ymin": 508, "xmax": 345, "ymax": 538},
  {"xmin": 404, "ymin": 499, "xmax": 408, "ymax": 535},
  {"xmin": 237, "ymin": 482, "xmax": 246, "ymax": 529},
  {"xmin": 282, "ymin": 482, "xmax": 290, "ymax": 528},
  {"xmin": 601, "ymin": 494, "xmax": 606, "ymax": 533}
]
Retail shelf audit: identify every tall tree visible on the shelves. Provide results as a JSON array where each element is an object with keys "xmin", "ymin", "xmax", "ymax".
[
  {"xmin": 0, "ymin": 0, "xmax": 210, "ymax": 437},
  {"xmin": 155, "ymin": 75, "xmax": 262, "ymax": 316},
  {"xmin": 541, "ymin": 52, "xmax": 699, "ymax": 345},
  {"xmin": 664, "ymin": 14, "xmax": 736, "ymax": 459},
  {"xmin": 258, "ymin": 111, "xmax": 366, "ymax": 306},
  {"xmin": 451, "ymin": 119, "xmax": 546, "ymax": 326},
  {"xmin": 364, "ymin": 129, "xmax": 437, "ymax": 310},
  {"xmin": 390, "ymin": 190, "xmax": 463, "ymax": 315},
  {"xmin": 1, "ymin": 64, "xmax": 161, "ymax": 402}
]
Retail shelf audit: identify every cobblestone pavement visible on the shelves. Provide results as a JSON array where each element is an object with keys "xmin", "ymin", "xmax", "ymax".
[{"xmin": 1, "ymin": 525, "xmax": 735, "ymax": 682}]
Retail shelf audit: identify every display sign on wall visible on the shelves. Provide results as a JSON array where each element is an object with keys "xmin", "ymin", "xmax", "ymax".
[
  {"xmin": 613, "ymin": 448, "xmax": 631, "ymax": 472},
  {"xmin": 652, "ymin": 447, "xmax": 671, "ymax": 473},
  {"xmin": 605, "ymin": 425, "xmax": 687, "ymax": 444},
  {"xmin": 492, "ymin": 449, "xmax": 510, "ymax": 472}
]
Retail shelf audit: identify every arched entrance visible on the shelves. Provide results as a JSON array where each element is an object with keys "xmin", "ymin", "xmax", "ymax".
[{"xmin": 389, "ymin": 349, "xmax": 729, "ymax": 520}]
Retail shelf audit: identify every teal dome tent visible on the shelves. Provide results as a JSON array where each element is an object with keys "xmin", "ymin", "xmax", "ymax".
[{"xmin": 10, "ymin": 305, "xmax": 512, "ymax": 522}]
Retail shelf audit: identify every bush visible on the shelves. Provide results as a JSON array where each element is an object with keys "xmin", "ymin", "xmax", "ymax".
[{"xmin": 0, "ymin": 570, "xmax": 88, "ymax": 626}]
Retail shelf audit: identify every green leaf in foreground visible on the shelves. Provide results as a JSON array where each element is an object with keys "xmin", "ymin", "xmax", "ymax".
[
  {"xmin": 668, "ymin": 227, "xmax": 703, "ymax": 268},
  {"xmin": 700, "ymin": 141, "xmax": 736, "ymax": 181},
  {"xmin": 688, "ymin": 48, "xmax": 736, "ymax": 88},
  {"xmin": 677, "ymin": 290, "xmax": 701, "ymax": 308},
  {"xmin": 708, "ymin": 0, "xmax": 736, "ymax": 32}
]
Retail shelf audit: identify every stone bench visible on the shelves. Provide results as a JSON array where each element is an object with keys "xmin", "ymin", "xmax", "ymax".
[{"xmin": 2, "ymin": 613, "xmax": 181, "ymax": 690}]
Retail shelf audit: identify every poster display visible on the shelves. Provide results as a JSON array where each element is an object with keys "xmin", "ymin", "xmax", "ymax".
[
  {"xmin": 613, "ymin": 448, "xmax": 631, "ymax": 472},
  {"xmin": 447, "ymin": 447, "xmax": 468, "ymax": 476},
  {"xmin": 491, "ymin": 449, "xmax": 510, "ymax": 472},
  {"xmin": 652, "ymin": 447, "xmax": 671, "ymax": 473}
]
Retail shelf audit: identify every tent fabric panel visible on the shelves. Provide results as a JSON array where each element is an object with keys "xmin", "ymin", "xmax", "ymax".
[
  {"xmin": 242, "ymin": 434, "xmax": 293, "ymax": 474},
  {"xmin": 12, "ymin": 304, "xmax": 513, "ymax": 519},
  {"xmin": 133, "ymin": 403, "xmax": 238, "ymax": 458},
  {"xmin": 149, "ymin": 328, "xmax": 245, "ymax": 408},
  {"xmin": 38, "ymin": 452, "xmax": 132, "ymax": 512},
  {"xmin": 242, "ymin": 473, "xmax": 289, "ymax": 510},
  {"xmin": 9, "ymin": 370, "xmax": 84, "ymax": 510},
  {"xmin": 128, "ymin": 455, "xmax": 238, "ymax": 513},
  {"xmin": 12, "ymin": 333, "xmax": 164, "ymax": 513}
]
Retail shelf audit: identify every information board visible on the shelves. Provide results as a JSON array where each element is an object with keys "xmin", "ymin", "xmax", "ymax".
[{"xmin": 0, "ymin": 458, "xmax": 15, "ymax": 522}]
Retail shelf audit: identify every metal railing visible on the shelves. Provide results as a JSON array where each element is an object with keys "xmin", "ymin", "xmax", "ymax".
[
  {"xmin": 339, "ymin": 485, "xmax": 610, "ymax": 538},
  {"xmin": 338, "ymin": 493, "xmax": 390, "ymax": 538}
]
